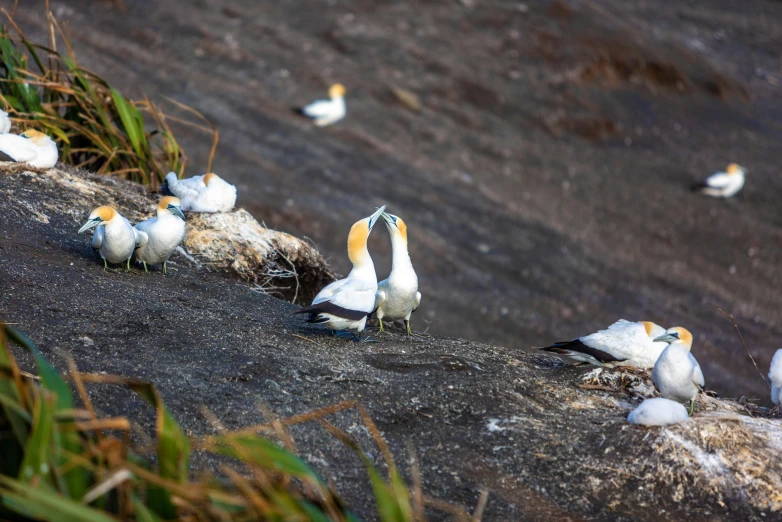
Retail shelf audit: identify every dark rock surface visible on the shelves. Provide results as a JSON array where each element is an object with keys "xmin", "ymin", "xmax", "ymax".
[
  {"xmin": 10, "ymin": 0, "xmax": 782, "ymax": 402},
  {"xmin": 1, "ymin": 167, "xmax": 780, "ymax": 521}
]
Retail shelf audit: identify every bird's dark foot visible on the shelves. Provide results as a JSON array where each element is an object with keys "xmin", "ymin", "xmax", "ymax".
[{"xmin": 405, "ymin": 320, "xmax": 429, "ymax": 339}]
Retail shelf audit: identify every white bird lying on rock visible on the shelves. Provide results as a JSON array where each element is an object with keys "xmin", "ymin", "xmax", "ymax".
[
  {"xmin": 769, "ymin": 349, "xmax": 782, "ymax": 407},
  {"xmin": 297, "ymin": 84, "xmax": 346, "ymax": 127},
  {"xmin": 0, "ymin": 110, "xmax": 11, "ymax": 134},
  {"xmin": 540, "ymin": 320, "xmax": 668, "ymax": 369},
  {"xmin": 165, "ymin": 171, "xmax": 237, "ymax": 213},
  {"xmin": 79, "ymin": 206, "xmax": 141, "ymax": 271},
  {"xmin": 0, "ymin": 129, "xmax": 58, "ymax": 169},
  {"xmin": 627, "ymin": 398, "xmax": 689, "ymax": 427},
  {"xmin": 691, "ymin": 163, "xmax": 746, "ymax": 198},
  {"xmin": 133, "ymin": 196, "xmax": 186, "ymax": 274},
  {"xmin": 651, "ymin": 327, "xmax": 704, "ymax": 415},
  {"xmin": 374, "ymin": 211, "xmax": 423, "ymax": 337},
  {"xmin": 293, "ymin": 206, "xmax": 386, "ymax": 341}
]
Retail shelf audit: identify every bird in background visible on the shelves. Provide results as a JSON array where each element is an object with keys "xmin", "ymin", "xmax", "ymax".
[
  {"xmin": 293, "ymin": 206, "xmax": 386, "ymax": 341},
  {"xmin": 78, "ymin": 206, "xmax": 142, "ymax": 271},
  {"xmin": 0, "ymin": 110, "xmax": 11, "ymax": 134},
  {"xmin": 297, "ymin": 84, "xmax": 347, "ymax": 127},
  {"xmin": 691, "ymin": 163, "xmax": 746, "ymax": 198},
  {"xmin": 374, "ymin": 211, "xmax": 423, "ymax": 337},
  {"xmin": 133, "ymin": 196, "xmax": 186, "ymax": 275},
  {"xmin": 651, "ymin": 327, "xmax": 704, "ymax": 415},
  {"xmin": 769, "ymin": 349, "xmax": 782, "ymax": 407},
  {"xmin": 165, "ymin": 171, "xmax": 237, "ymax": 213},
  {"xmin": 540, "ymin": 320, "xmax": 668, "ymax": 369},
  {"xmin": 0, "ymin": 129, "xmax": 58, "ymax": 169}
]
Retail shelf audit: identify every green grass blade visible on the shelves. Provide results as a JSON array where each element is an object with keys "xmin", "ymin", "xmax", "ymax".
[
  {"xmin": 4, "ymin": 326, "xmax": 89, "ymax": 498},
  {"xmin": 18, "ymin": 392, "xmax": 56, "ymax": 484},
  {"xmin": 298, "ymin": 500, "xmax": 336, "ymax": 522},
  {"xmin": 5, "ymin": 326, "xmax": 73, "ymax": 411},
  {"xmin": 127, "ymin": 382, "xmax": 189, "ymax": 519},
  {"xmin": 0, "ymin": 476, "xmax": 118, "ymax": 522},
  {"xmin": 132, "ymin": 494, "xmax": 164, "ymax": 522},
  {"xmin": 365, "ymin": 463, "xmax": 405, "ymax": 522},
  {"xmin": 110, "ymin": 88, "xmax": 144, "ymax": 157},
  {"xmin": 0, "ymin": 327, "xmax": 29, "ymax": 454},
  {"xmin": 210, "ymin": 434, "xmax": 322, "ymax": 483}
]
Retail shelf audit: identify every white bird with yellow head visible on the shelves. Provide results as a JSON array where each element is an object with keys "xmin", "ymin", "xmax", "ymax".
[
  {"xmin": 691, "ymin": 163, "xmax": 746, "ymax": 198},
  {"xmin": 651, "ymin": 327, "xmax": 704, "ymax": 415},
  {"xmin": 374, "ymin": 211, "xmax": 423, "ymax": 337},
  {"xmin": 78, "ymin": 206, "xmax": 141, "ymax": 271},
  {"xmin": 133, "ymin": 196, "xmax": 186, "ymax": 274},
  {"xmin": 165, "ymin": 171, "xmax": 237, "ymax": 213},
  {"xmin": 0, "ymin": 129, "xmax": 58, "ymax": 169},
  {"xmin": 540, "ymin": 319, "xmax": 669, "ymax": 369},
  {"xmin": 297, "ymin": 84, "xmax": 347, "ymax": 127},
  {"xmin": 293, "ymin": 206, "xmax": 386, "ymax": 341}
]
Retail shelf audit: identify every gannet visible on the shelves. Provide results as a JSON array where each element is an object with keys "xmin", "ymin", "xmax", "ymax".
[
  {"xmin": 164, "ymin": 171, "xmax": 237, "ymax": 213},
  {"xmin": 297, "ymin": 84, "xmax": 346, "ymax": 127},
  {"xmin": 0, "ymin": 129, "xmax": 58, "ymax": 169},
  {"xmin": 133, "ymin": 196, "xmax": 186, "ymax": 274},
  {"xmin": 627, "ymin": 398, "xmax": 689, "ymax": 426},
  {"xmin": 540, "ymin": 320, "xmax": 668, "ymax": 368},
  {"xmin": 373, "ymin": 212, "xmax": 423, "ymax": 337},
  {"xmin": 0, "ymin": 110, "xmax": 11, "ymax": 134},
  {"xmin": 79, "ymin": 206, "xmax": 141, "ymax": 271},
  {"xmin": 651, "ymin": 327, "xmax": 704, "ymax": 415},
  {"xmin": 691, "ymin": 163, "xmax": 746, "ymax": 198},
  {"xmin": 769, "ymin": 349, "xmax": 782, "ymax": 407},
  {"xmin": 293, "ymin": 206, "xmax": 386, "ymax": 340}
]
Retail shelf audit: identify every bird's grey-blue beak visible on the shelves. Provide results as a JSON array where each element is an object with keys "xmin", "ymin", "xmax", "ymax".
[
  {"xmin": 654, "ymin": 333, "xmax": 679, "ymax": 343},
  {"xmin": 168, "ymin": 204, "xmax": 186, "ymax": 221},
  {"xmin": 368, "ymin": 205, "xmax": 386, "ymax": 230},
  {"xmin": 78, "ymin": 217, "xmax": 102, "ymax": 234},
  {"xmin": 381, "ymin": 212, "xmax": 397, "ymax": 228}
]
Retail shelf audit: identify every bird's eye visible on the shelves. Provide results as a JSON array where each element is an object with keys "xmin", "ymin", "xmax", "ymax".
[
  {"xmin": 672, "ymin": 332, "xmax": 680, "ymax": 338},
  {"xmin": 20, "ymin": 133, "xmax": 28, "ymax": 139}
]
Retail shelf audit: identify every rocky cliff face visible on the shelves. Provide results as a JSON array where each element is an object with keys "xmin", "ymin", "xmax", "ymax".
[
  {"xmin": 1, "ymin": 165, "xmax": 779, "ymax": 521},
  {"xmin": 13, "ymin": 0, "xmax": 782, "ymax": 402}
]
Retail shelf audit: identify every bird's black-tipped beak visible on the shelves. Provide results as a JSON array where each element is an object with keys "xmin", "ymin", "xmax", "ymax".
[
  {"xmin": 368, "ymin": 205, "xmax": 386, "ymax": 230},
  {"xmin": 654, "ymin": 333, "xmax": 679, "ymax": 343},
  {"xmin": 78, "ymin": 217, "xmax": 102, "ymax": 234},
  {"xmin": 381, "ymin": 212, "xmax": 398, "ymax": 228},
  {"xmin": 168, "ymin": 204, "xmax": 186, "ymax": 221}
]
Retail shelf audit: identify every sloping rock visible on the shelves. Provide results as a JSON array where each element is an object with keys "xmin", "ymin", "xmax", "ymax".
[
  {"xmin": 0, "ymin": 163, "xmax": 333, "ymax": 303},
  {"xmin": 0, "ymin": 165, "xmax": 780, "ymax": 520}
]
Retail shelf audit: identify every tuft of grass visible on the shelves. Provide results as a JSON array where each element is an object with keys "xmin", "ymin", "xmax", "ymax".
[
  {"xmin": 0, "ymin": 7, "xmax": 217, "ymax": 189},
  {"xmin": 0, "ymin": 323, "xmax": 482, "ymax": 521}
]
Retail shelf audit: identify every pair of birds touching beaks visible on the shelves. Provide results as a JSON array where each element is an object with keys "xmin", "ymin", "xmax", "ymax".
[
  {"xmin": 542, "ymin": 320, "xmax": 704, "ymax": 415},
  {"xmin": 78, "ymin": 171, "xmax": 237, "ymax": 272},
  {"xmin": 293, "ymin": 205, "xmax": 422, "ymax": 341}
]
